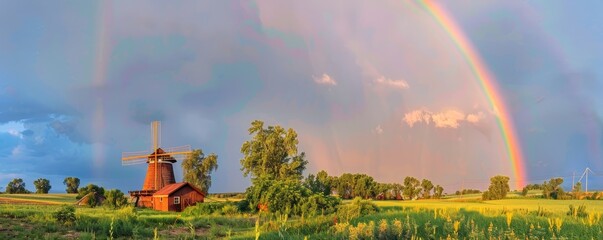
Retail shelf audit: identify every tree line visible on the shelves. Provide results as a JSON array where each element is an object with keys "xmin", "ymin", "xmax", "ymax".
[
  {"xmin": 4, "ymin": 177, "xmax": 81, "ymax": 194},
  {"xmin": 303, "ymin": 171, "xmax": 445, "ymax": 200}
]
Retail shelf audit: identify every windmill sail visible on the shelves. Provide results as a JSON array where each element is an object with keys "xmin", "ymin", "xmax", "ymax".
[{"xmin": 121, "ymin": 145, "xmax": 192, "ymax": 165}]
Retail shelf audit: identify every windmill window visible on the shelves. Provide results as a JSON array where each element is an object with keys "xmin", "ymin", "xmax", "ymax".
[{"xmin": 174, "ymin": 196, "xmax": 180, "ymax": 204}]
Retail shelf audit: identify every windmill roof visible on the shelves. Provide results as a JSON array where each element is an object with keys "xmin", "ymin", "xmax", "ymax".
[{"xmin": 153, "ymin": 182, "xmax": 204, "ymax": 196}]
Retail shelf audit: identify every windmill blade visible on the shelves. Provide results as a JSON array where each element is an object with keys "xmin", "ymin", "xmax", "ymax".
[
  {"xmin": 161, "ymin": 145, "xmax": 193, "ymax": 161},
  {"xmin": 121, "ymin": 158, "xmax": 148, "ymax": 166},
  {"xmin": 122, "ymin": 150, "xmax": 152, "ymax": 165},
  {"xmin": 162, "ymin": 145, "xmax": 192, "ymax": 154}
]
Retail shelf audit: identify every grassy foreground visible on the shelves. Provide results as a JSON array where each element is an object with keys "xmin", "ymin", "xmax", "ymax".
[{"xmin": 0, "ymin": 193, "xmax": 602, "ymax": 239}]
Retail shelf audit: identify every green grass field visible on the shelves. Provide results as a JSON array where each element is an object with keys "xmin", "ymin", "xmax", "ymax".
[
  {"xmin": 0, "ymin": 193, "xmax": 602, "ymax": 239},
  {"xmin": 0, "ymin": 194, "xmax": 76, "ymax": 204}
]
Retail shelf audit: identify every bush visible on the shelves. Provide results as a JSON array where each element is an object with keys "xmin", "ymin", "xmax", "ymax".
[
  {"xmin": 236, "ymin": 199, "xmax": 251, "ymax": 212},
  {"xmin": 245, "ymin": 178, "xmax": 341, "ymax": 216},
  {"xmin": 53, "ymin": 205, "xmax": 76, "ymax": 226},
  {"xmin": 182, "ymin": 202, "xmax": 234, "ymax": 216},
  {"xmin": 222, "ymin": 204, "xmax": 238, "ymax": 215},
  {"xmin": 77, "ymin": 184, "xmax": 105, "ymax": 200},
  {"xmin": 103, "ymin": 189, "xmax": 128, "ymax": 209},
  {"xmin": 336, "ymin": 197, "xmax": 378, "ymax": 222},
  {"xmin": 300, "ymin": 193, "xmax": 340, "ymax": 216}
]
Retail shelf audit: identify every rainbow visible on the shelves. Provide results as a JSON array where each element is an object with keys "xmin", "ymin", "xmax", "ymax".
[
  {"xmin": 418, "ymin": 0, "xmax": 527, "ymax": 189},
  {"xmin": 91, "ymin": 1, "xmax": 112, "ymax": 172}
]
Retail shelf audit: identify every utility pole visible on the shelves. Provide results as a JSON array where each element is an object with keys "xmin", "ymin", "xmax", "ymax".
[
  {"xmin": 572, "ymin": 171, "xmax": 575, "ymax": 190},
  {"xmin": 586, "ymin": 168, "xmax": 589, "ymax": 193},
  {"xmin": 577, "ymin": 167, "xmax": 594, "ymax": 193}
]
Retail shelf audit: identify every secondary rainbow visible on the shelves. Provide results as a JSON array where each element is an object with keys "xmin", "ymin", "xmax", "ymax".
[{"xmin": 418, "ymin": 0, "xmax": 527, "ymax": 189}]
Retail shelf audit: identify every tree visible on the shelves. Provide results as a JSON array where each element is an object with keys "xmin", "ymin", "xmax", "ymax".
[
  {"xmin": 182, "ymin": 149, "xmax": 218, "ymax": 194},
  {"xmin": 403, "ymin": 177, "xmax": 421, "ymax": 200},
  {"xmin": 6, "ymin": 178, "xmax": 28, "ymax": 194},
  {"xmin": 304, "ymin": 170, "xmax": 332, "ymax": 196},
  {"xmin": 63, "ymin": 177, "xmax": 80, "ymax": 193},
  {"xmin": 76, "ymin": 184, "xmax": 105, "ymax": 200},
  {"xmin": 354, "ymin": 174, "xmax": 376, "ymax": 199},
  {"xmin": 482, "ymin": 175, "xmax": 510, "ymax": 200},
  {"xmin": 104, "ymin": 189, "xmax": 128, "ymax": 209},
  {"xmin": 33, "ymin": 178, "xmax": 51, "ymax": 194},
  {"xmin": 239, "ymin": 121, "xmax": 335, "ymax": 215},
  {"xmin": 421, "ymin": 179, "xmax": 434, "ymax": 199},
  {"xmin": 240, "ymin": 120, "xmax": 308, "ymax": 181},
  {"xmin": 573, "ymin": 182, "xmax": 582, "ymax": 194},
  {"xmin": 543, "ymin": 178, "xmax": 564, "ymax": 199},
  {"xmin": 333, "ymin": 173, "xmax": 354, "ymax": 199},
  {"xmin": 375, "ymin": 183, "xmax": 391, "ymax": 200},
  {"xmin": 433, "ymin": 185, "xmax": 444, "ymax": 199},
  {"xmin": 391, "ymin": 183, "xmax": 404, "ymax": 200}
]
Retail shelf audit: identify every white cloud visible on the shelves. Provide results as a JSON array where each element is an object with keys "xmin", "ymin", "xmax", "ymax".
[
  {"xmin": 403, "ymin": 110, "xmax": 432, "ymax": 127},
  {"xmin": 431, "ymin": 110, "xmax": 465, "ymax": 128},
  {"xmin": 313, "ymin": 73, "xmax": 337, "ymax": 86},
  {"xmin": 403, "ymin": 109, "xmax": 486, "ymax": 129},
  {"xmin": 7, "ymin": 129, "xmax": 23, "ymax": 139},
  {"xmin": 375, "ymin": 76, "xmax": 409, "ymax": 89},
  {"xmin": 466, "ymin": 112, "xmax": 485, "ymax": 123}
]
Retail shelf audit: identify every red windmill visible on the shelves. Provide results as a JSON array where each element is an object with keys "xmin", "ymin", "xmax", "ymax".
[{"xmin": 122, "ymin": 121, "xmax": 192, "ymax": 207}]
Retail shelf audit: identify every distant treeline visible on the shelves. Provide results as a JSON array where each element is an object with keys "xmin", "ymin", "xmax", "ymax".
[
  {"xmin": 207, "ymin": 192, "xmax": 245, "ymax": 199},
  {"xmin": 303, "ymin": 171, "xmax": 445, "ymax": 200},
  {"xmin": 455, "ymin": 189, "xmax": 481, "ymax": 195}
]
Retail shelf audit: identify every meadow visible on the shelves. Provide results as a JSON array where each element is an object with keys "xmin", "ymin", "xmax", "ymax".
[{"xmin": 0, "ymin": 193, "xmax": 602, "ymax": 239}]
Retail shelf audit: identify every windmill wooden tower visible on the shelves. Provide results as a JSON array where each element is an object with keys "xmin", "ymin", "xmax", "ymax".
[{"xmin": 122, "ymin": 121, "xmax": 192, "ymax": 207}]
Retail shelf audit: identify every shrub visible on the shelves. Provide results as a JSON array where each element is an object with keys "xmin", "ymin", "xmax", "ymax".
[
  {"xmin": 300, "ymin": 193, "xmax": 340, "ymax": 216},
  {"xmin": 53, "ymin": 205, "xmax": 76, "ymax": 226},
  {"xmin": 236, "ymin": 199, "xmax": 251, "ymax": 212},
  {"xmin": 77, "ymin": 184, "xmax": 105, "ymax": 200},
  {"xmin": 336, "ymin": 197, "xmax": 378, "ymax": 222},
  {"xmin": 103, "ymin": 189, "xmax": 128, "ymax": 209},
  {"xmin": 183, "ymin": 202, "xmax": 231, "ymax": 216},
  {"xmin": 222, "ymin": 204, "xmax": 238, "ymax": 215}
]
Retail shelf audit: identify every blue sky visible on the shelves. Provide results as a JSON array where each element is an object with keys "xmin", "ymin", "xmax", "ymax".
[{"xmin": 1, "ymin": 1, "xmax": 602, "ymax": 193}]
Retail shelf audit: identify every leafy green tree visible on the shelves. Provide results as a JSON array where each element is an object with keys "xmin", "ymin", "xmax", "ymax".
[
  {"xmin": 433, "ymin": 185, "xmax": 444, "ymax": 199},
  {"xmin": 403, "ymin": 176, "xmax": 421, "ymax": 200},
  {"xmin": 239, "ymin": 121, "xmax": 335, "ymax": 216},
  {"xmin": 391, "ymin": 183, "xmax": 404, "ymax": 200},
  {"xmin": 304, "ymin": 170, "xmax": 332, "ymax": 195},
  {"xmin": 244, "ymin": 177, "xmax": 338, "ymax": 215},
  {"xmin": 103, "ymin": 189, "xmax": 128, "ymax": 209},
  {"xmin": 354, "ymin": 174, "xmax": 376, "ymax": 199},
  {"xmin": 33, "ymin": 178, "xmax": 51, "ymax": 194},
  {"xmin": 482, "ymin": 175, "xmax": 510, "ymax": 200},
  {"xmin": 333, "ymin": 173, "xmax": 354, "ymax": 199},
  {"xmin": 240, "ymin": 120, "xmax": 308, "ymax": 181},
  {"xmin": 76, "ymin": 184, "xmax": 105, "ymax": 200},
  {"xmin": 543, "ymin": 178, "xmax": 564, "ymax": 199},
  {"xmin": 375, "ymin": 183, "xmax": 391, "ymax": 200},
  {"xmin": 182, "ymin": 149, "xmax": 218, "ymax": 194},
  {"xmin": 63, "ymin": 177, "xmax": 80, "ymax": 193},
  {"xmin": 316, "ymin": 170, "xmax": 333, "ymax": 195},
  {"xmin": 421, "ymin": 179, "xmax": 434, "ymax": 199},
  {"xmin": 6, "ymin": 178, "xmax": 28, "ymax": 194}
]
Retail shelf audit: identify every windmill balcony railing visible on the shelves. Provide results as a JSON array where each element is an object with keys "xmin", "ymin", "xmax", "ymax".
[{"xmin": 128, "ymin": 190, "xmax": 156, "ymax": 196}]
